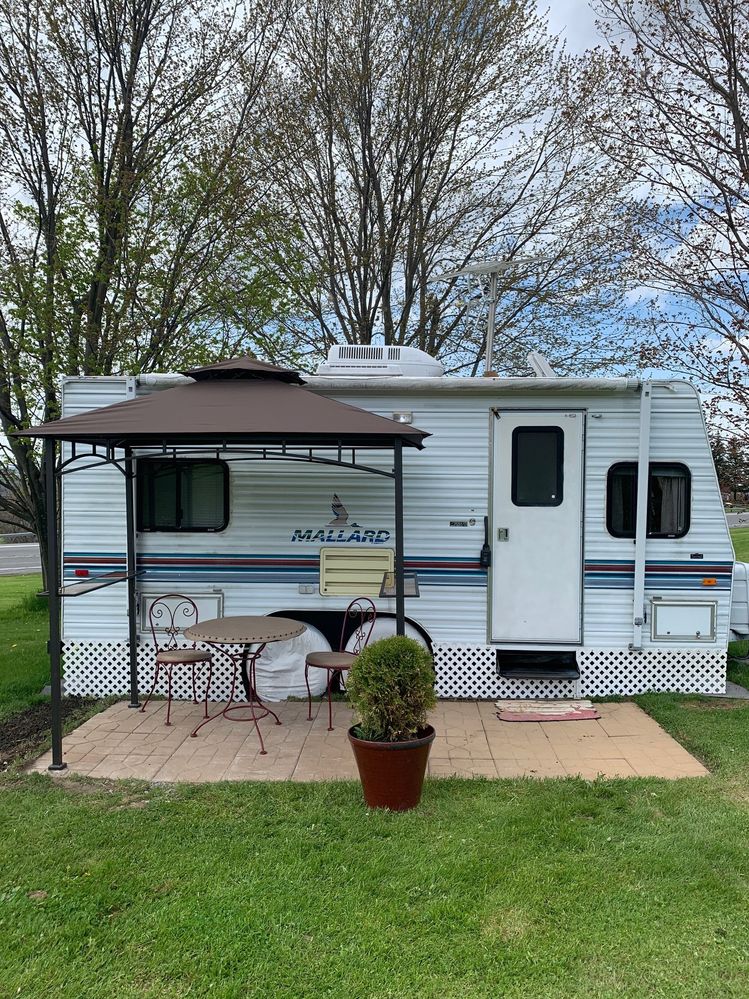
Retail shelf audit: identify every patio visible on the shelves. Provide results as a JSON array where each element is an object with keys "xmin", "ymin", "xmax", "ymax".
[{"xmin": 28, "ymin": 698, "xmax": 708, "ymax": 781}]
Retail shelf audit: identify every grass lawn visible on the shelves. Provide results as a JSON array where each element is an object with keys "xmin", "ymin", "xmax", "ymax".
[
  {"xmin": 4, "ymin": 581, "xmax": 749, "ymax": 995},
  {"xmin": 730, "ymin": 526, "xmax": 749, "ymax": 561},
  {"xmin": 0, "ymin": 573, "xmax": 48, "ymax": 720}
]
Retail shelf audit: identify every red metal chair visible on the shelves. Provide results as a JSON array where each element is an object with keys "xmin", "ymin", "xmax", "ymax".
[
  {"xmin": 305, "ymin": 597, "xmax": 376, "ymax": 731},
  {"xmin": 140, "ymin": 594, "xmax": 213, "ymax": 726}
]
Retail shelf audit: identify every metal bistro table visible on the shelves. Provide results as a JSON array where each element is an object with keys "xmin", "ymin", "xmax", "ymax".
[{"xmin": 184, "ymin": 615, "xmax": 306, "ymax": 754}]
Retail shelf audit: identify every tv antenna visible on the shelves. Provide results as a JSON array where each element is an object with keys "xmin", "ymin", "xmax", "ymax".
[{"xmin": 429, "ymin": 256, "xmax": 549, "ymax": 376}]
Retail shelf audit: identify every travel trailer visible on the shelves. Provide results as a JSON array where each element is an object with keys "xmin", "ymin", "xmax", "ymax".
[{"xmin": 55, "ymin": 346, "xmax": 749, "ymax": 703}]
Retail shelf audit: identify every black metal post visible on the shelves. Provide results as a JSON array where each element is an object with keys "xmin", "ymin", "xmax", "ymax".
[
  {"xmin": 394, "ymin": 439, "xmax": 405, "ymax": 636},
  {"xmin": 44, "ymin": 438, "xmax": 66, "ymax": 770},
  {"xmin": 125, "ymin": 447, "xmax": 140, "ymax": 707}
]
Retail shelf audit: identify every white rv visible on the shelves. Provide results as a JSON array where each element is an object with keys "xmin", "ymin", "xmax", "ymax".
[{"xmin": 59, "ymin": 346, "xmax": 748, "ymax": 702}]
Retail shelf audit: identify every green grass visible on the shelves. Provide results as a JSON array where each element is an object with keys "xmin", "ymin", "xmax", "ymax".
[
  {"xmin": 5, "ymin": 580, "xmax": 749, "ymax": 995},
  {"xmin": 4, "ymin": 758, "xmax": 749, "ymax": 997},
  {"xmin": 0, "ymin": 573, "xmax": 48, "ymax": 720},
  {"xmin": 731, "ymin": 527, "xmax": 749, "ymax": 561}
]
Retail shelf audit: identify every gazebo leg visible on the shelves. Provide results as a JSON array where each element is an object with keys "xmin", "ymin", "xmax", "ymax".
[
  {"xmin": 394, "ymin": 438, "xmax": 405, "ymax": 636},
  {"xmin": 124, "ymin": 448, "xmax": 140, "ymax": 708},
  {"xmin": 44, "ymin": 439, "xmax": 66, "ymax": 771}
]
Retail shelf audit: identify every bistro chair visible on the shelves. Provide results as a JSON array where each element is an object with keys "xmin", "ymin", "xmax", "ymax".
[
  {"xmin": 305, "ymin": 597, "xmax": 376, "ymax": 731},
  {"xmin": 140, "ymin": 594, "xmax": 213, "ymax": 726}
]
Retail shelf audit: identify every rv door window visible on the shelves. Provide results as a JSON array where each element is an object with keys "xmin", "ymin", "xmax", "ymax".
[
  {"xmin": 511, "ymin": 426, "xmax": 564, "ymax": 507},
  {"xmin": 137, "ymin": 459, "xmax": 229, "ymax": 532},
  {"xmin": 607, "ymin": 462, "xmax": 690, "ymax": 538}
]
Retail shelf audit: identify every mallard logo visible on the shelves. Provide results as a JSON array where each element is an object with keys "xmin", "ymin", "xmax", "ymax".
[{"xmin": 291, "ymin": 494, "xmax": 390, "ymax": 545}]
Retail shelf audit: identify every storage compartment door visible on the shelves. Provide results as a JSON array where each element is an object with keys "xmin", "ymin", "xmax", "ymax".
[{"xmin": 491, "ymin": 411, "xmax": 584, "ymax": 643}]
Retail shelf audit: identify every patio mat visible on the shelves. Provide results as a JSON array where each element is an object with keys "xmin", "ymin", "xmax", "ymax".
[{"xmin": 496, "ymin": 699, "xmax": 601, "ymax": 722}]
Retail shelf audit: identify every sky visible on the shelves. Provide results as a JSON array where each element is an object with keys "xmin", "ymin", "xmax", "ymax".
[{"xmin": 543, "ymin": 1, "xmax": 603, "ymax": 53}]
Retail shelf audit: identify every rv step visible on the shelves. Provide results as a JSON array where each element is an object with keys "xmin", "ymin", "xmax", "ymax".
[
  {"xmin": 499, "ymin": 666, "xmax": 580, "ymax": 681},
  {"xmin": 496, "ymin": 650, "xmax": 579, "ymax": 682}
]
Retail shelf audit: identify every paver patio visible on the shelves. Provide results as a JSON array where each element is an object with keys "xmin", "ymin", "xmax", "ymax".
[{"xmin": 27, "ymin": 698, "xmax": 709, "ymax": 781}]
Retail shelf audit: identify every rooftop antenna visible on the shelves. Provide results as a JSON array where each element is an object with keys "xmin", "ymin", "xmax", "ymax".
[{"xmin": 429, "ymin": 256, "xmax": 549, "ymax": 376}]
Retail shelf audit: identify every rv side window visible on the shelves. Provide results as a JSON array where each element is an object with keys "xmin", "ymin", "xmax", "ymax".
[
  {"xmin": 607, "ymin": 463, "xmax": 690, "ymax": 538},
  {"xmin": 511, "ymin": 427, "xmax": 563, "ymax": 507},
  {"xmin": 137, "ymin": 459, "xmax": 229, "ymax": 532}
]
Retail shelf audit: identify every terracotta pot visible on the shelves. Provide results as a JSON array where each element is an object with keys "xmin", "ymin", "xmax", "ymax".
[{"xmin": 348, "ymin": 725, "xmax": 435, "ymax": 811}]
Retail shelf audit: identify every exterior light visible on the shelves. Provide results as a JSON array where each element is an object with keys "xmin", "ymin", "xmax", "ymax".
[{"xmin": 392, "ymin": 411, "xmax": 413, "ymax": 424}]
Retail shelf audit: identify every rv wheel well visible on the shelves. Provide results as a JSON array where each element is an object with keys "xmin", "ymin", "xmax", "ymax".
[{"xmin": 267, "ymin": 609, "xmax": 432, "ymax": 652}]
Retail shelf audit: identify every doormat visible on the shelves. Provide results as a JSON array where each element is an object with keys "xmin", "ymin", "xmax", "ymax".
[{"xmin": 495, "ymin": 699, "xmax": 600, "ymax": 722}]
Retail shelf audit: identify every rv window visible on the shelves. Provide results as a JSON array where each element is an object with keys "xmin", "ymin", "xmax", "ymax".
[
  {"xmin": 137, "ymin": 459, "xmax": 229, "ymax": 532},
  {"xmin": 607, "ymin": 463, "xmax": 690, "ymax": 538},
  {"xmin": 511, "ymin": 427, "xmax": 564, "ymax": 507}
]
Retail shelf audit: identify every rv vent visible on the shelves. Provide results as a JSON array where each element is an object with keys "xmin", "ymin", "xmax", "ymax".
[
  {"xmin": 338, "ymin": 345, "xmax": 385, "ymax": 361},
  {"xmin": 316, "ymin": 345, "xmax": 444, "ymax": 378},
  {"xmin": 319, "ymin": 547, "xmax": 394, "ymax": 596}
]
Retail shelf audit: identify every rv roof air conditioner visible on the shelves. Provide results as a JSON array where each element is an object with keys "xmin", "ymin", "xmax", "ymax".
[{"xmin": 316, "ymin": 345, "xmax": 445, "ymax": 378}]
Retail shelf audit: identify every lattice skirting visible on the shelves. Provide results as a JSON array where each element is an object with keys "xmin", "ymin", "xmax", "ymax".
[
  {"xmin": 577, "ymin": 648, "xmax": 726, "ymax": 697},
  {"xmin": 62, "ymin": 642, "xmax": 294, "ymax": 702},
  {"xmin": 63, "ymin": 641, "xmax": 727, "ymax": 701},
  {"xmin": 433, "ymin": 645, "xmax": 727, "ymax": 699}
]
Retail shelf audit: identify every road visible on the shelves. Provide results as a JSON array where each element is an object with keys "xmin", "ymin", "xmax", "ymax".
[
  {"xmin": 0, "ymin": 542, "xmax": 41, "ymax": 575},
  {"xmin": 728, "ymin": 513, "xmax": 749, "ymax": 528}
]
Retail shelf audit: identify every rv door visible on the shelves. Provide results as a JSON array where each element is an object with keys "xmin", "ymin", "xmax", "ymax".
[{"xmin": 490, "ymin": 410, "xmax": 584, "ymax": 644}]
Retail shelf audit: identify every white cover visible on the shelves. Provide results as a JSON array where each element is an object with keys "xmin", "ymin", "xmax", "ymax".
[{"xmin": 254, "ymin": 625, "xmax": 330, "ymax": 701}]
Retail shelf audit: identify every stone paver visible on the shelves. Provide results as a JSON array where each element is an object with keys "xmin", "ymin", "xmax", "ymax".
[{"xmin": 27, "ymin": 698, "xmax": 709, "ymax": 782}]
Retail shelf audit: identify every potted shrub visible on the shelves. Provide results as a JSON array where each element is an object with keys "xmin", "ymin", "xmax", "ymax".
[{"xmin": 346, "ymin": 635, "xmax": 436, "ymax": 811}]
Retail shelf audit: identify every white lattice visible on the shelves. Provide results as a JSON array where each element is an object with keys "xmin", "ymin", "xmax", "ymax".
[
  {"xmin": 64, "ymin": 641, "xmax": 728, "ymax": 702},
  {"xmin": 63, "ymin": 641, "xmax": 245, "ymax": 702},
  {"xmin": 578, "ymin": 648, "xmax": 726, "ymax": 697},
  {"xmin": 433, "ymin": 646, "xmax": 578, "ymax": 700},
  {"xmin": 433, "ymin": 644, "xmax": 727, "ymax": 699}
]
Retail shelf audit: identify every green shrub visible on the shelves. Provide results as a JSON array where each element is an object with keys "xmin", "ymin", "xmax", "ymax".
[{"xmin": 346, "ymin": 635, "xmax": 436, "ymax": 742}]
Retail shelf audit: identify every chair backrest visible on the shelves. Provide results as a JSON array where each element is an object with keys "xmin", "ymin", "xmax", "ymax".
[
  {"xmin": 148, "ymin": 593, "xmax": 200, "ymax": 652},
  {"xmin": 340, "ymin": 597, "xmax": 377, "ymax": 654}
]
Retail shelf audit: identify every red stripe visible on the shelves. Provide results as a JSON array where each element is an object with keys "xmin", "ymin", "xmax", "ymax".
[
  {"xmin": 137, "ymin": 557, "xmax": 318, "ymax": 567},
  {"xmin": 585, "ymin": 563, "xmax": 731, "ymax": 574}
]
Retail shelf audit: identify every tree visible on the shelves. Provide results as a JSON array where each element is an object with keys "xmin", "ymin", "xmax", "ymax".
[
  {"xmin": 710, "ymin": 433, "xmax": 728, "ymax": 491},
  {"xmin": 712, "ymin": 434, "xmax": 749, "ymax": 501},
  {"xmin": 0, "ymin": 0, "xmax": 298, "ymax": 571},
  {"xmin": 588, "ymin": 0, "xmax": 749, "ymax": 435},
  {"xmin": 262, "ymin": 0, "xmax": 637, "ymax": 375}
]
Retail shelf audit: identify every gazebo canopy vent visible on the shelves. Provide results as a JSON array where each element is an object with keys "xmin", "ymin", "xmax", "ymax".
[{"xmin": 182, "ymin": 356, "xmax": 305, "ymax": 383}]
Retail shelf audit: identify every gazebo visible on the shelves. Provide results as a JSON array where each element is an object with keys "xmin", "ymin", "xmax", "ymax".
[{"xmin": 14, "ymin": 357, "xmax": 429, "ymax": 770}]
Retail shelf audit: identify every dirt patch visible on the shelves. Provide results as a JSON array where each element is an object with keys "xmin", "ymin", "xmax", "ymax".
[
  {"xmin": 0, "ymin": 697, "xmax": 100, "ymax": 771},
  {"xmin": 682, "ymin": 699, "xmax": 749, "ymax": 712}
]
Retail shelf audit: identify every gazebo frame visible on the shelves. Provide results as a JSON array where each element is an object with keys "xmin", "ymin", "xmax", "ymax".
[{"xmin": 41, "ymin": 430, "xmax": 414, "ymax": 772}]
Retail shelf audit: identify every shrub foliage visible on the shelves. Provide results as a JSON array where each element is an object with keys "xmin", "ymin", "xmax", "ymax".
[{"xmin": 347, "ymin": 636, "xmax": 436, "ymax": 742}]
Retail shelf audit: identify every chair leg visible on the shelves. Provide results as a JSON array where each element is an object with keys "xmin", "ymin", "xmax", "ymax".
[
  {"xmin": 327, "ymin": 669, "xmax": 334, "ymax": 732},
  {"xmin": 165, "ymin": 666, "xmax": 174, "ymax": 726},
  {"xmin": 140, "ymin": 663, "xmax": 161, "ymax": 714},
  {"xmin": 191, "ymin": 665, "xmax": 198, "ymax": 704},
  {"xmin": 202, "ymin": 664, "xmax": 212, "ymax": 718},
  {"xmin": 305, "ymin": 663, "xmax": 313, "ymax": 721}
]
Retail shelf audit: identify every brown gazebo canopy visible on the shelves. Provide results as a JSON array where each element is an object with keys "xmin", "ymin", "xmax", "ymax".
[
  {"xmin": 25, "ymin": 357, "xmax": 428, "ymax": 449},
  {"xmin": 15, "ymin": 356, "xmax": 429, "ymax": 770}
]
